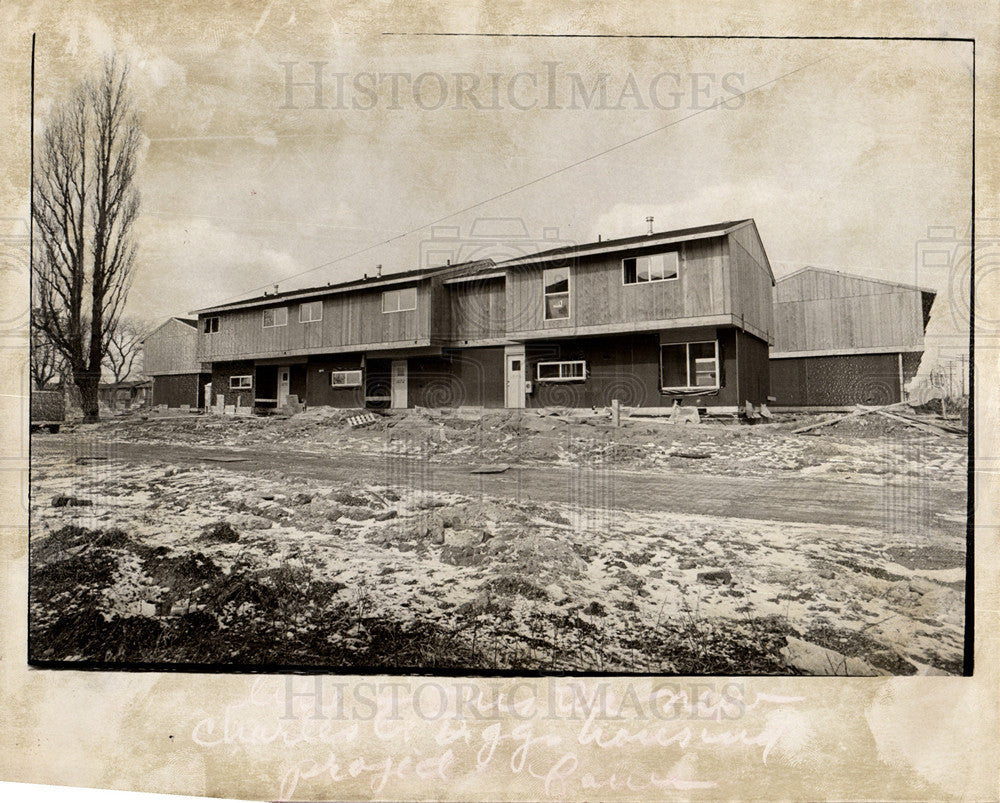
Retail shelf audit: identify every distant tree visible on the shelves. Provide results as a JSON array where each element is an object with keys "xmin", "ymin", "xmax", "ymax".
[
  {"xmin": 32, "ymin": 55, "xmax": 141, "ymax": 422},
  {"xmin": 103, "ymin": 316, "xmax": 149, "ymax": 408}
]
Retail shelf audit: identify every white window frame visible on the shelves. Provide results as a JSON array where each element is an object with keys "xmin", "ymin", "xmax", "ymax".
[
  {"xmin": 330, "ymin": 369, "xmax": 363, "ymax": 388},
  {"xmin": 622, "ymin": 251, "xmax": 680, "ymax": 285},
  {"xmin": 229, "ymin": 375, "xmax": 253, "ymax": 390},
  {"xmin": 660, "ymin": 340, "xmax": 720, "ymax": 391},
  {"xmin": 299, "ymin": 300, "xmax": 323, "ymax": 323},
  {"xmin": 536, "ymin": 359, "xmax": 587, "ymax": 383},
  {"xmin": 542, "ymin": 266, "xmax": 571, "ymax": 321},
  {"xmin": 262, "ymin": 307, "xmax": 288, "ymax": 328},
  {"xmin": 203, "ymin": 316, "xmax": 220, "ymax": 334},
  {"xmin": 381, "ymin": 287, "xmax": 417, "ymax": 313}
]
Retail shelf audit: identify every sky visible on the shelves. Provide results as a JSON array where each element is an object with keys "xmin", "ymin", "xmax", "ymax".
[{"xmin": 7, "ymin": 2, "xmax": 975, "ymax": 377}]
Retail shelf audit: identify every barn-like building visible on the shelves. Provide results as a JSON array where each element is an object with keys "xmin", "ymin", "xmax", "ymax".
[{"xmin": 769, "ymin": 267, "xmax": 936, "ymax": 406}]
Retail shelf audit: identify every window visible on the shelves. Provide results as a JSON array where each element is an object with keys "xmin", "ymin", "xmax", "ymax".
[
  {"xmin": 623, "ymin": 251, "xmax": 679, "ymax": 284},
  {"xmin": 660, "ymin": 341, "xmax": 719, "ymax": 390},
  {"xmin": 299, "ymin": 300, "xmax": 323, "ymax": 323},
  {"xmin": 536, "ymin": 360, "xmax": 586, "ymax": 382},
  {"xmin": 330, "ymin": 370, "xmax": 363, "ymax": 388},
  {"xmin": 262, "ymin": 307, "xmax": 288, "ymax": 328},
  {"xmin": 543, "ymin": 267, "xmax": 570, "ymax": 320},
  {"xmin": 382, "ymin": 287, "xmax": 417, "ymax": 313},
  {"xmin": 203, "ymin": 317, "xmax": 219, "ymax": 334},
  {"xmin": 229, "ymin": 375, "xmax": 252, "ymax": 390}
]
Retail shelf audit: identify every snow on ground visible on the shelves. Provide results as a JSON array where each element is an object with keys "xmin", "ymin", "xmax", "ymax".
[{"xmin": 29, "ymin": 427, "xmax": 966, "ymax": 674}]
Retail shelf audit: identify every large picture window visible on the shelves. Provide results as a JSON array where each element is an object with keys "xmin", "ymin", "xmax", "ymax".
[
  {"xmin": 382, "ymin": 287, "xmax": 417, "ymax": 313},
  {"xmin": 623, "ymin": 252, "xmax": 679, "ymax": 284},
  {"xmin": 660, "ymin": 341, "xmax": 719, "ymax": 391},
  {"xmin": 536, "ymin": 360, "xmax": 586, "ymax": 382},
  {"xmin": 262, "ymin": 307, "xmax": 288, "ymax": 328},
  {"xmin": 543, "ymin": 267, "xmax": 570, "ymax": 320}
]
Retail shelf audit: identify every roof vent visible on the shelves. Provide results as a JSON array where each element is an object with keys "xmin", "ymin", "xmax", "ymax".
[
  {"xmin": 273, "ymin": 284, "xmax": 279, "ymax": 295},
  {"xmin": 646, "ymin": 216, "xmax": 654, "ymax": 235},
  {"xmin": 376, "ymin": 264, "xmax": 382, "ymax": 278}
]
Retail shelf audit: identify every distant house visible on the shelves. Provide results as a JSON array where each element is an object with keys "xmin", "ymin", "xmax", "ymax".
[
  {"xmin": 98, "ymin": 379, "xmax": 152, "ymax": 409},
  {"xmin": 770, "ymin": 267, "xmax": 936, "ymax": 406},
  {"xmin": 142, "ymin": 317, "xmax": 211, "ymax": 408},
  {"xmin": 193, "ymin": 219, "xmax": 775, "ymax": 410}
]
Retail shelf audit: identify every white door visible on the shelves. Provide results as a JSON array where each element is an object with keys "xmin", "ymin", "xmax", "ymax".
[
  {"xmin": 505, "ymin": 355, "xmax": 526, "ymax": 408},
  {"xmin": 391, "ymin": 359, "xmax": 408, "ymax": 408},
  {"xmin": 277, "ymin": 366, "xmax": 290, "ymax": 406}
]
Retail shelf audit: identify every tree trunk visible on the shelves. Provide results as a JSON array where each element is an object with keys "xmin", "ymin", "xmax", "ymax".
[{"xmin": 75, "ymin": 369, "xmax": 101, "ymax": 423}]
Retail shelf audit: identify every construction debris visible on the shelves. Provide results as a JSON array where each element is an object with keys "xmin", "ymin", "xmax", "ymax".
[
  {"xmin": 348, "ymin": 412, "xmax": 380, "ymax": 428},
  {"xmin": 470, "ymin": 463, "xmax": 510, "ymax": 474}
]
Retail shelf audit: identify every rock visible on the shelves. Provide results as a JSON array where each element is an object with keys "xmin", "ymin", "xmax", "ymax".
[
  {"xmin": 546, "ymin": 583, "xmax": 568, "ymax": 603},
  {"xmin": 583, "ymin": 601, "xmax": 607, "ymax": 617},
  {"xmin": 678, "ymin": 558, "xmax": 698, "ymax": 570},
  {"xmin": 292, "ymin": 492, "xmax": 314, "ymax": 505},
  {"xmin": 696, "ymin": 569, "xmax": 733, "ymax": 585},
  {"xmin": 818, "ymin": 569, "xmax": 836, "ymax": 580},
  {"xmin": 444, "ymin": 528, "xmax": 483, "ymax": 548},
  {"xmin": 374, "ymin": 509, "xmax": 398, "ymax": 521},
  {"xmin": 781, "ymin": 636, "xmax": 889, "ymax": 676}
]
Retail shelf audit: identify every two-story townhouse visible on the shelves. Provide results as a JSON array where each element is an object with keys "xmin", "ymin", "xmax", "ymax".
[{"xmin": 193, "ymin": 219, "xmax": 775, "ymax": 411}]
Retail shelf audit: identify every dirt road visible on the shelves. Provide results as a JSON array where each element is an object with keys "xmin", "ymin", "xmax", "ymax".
[{"xmin": 33, "ymin": 437, "xmax": 966, "ymax": 536}]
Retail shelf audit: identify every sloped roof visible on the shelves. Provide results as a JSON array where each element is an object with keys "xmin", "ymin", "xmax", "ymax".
[
  {"xmin": 777, "ymin": 265, "xmax": 937, "ymax": 296},
  {"xmin": 192, "ymin": 259, "xmax": 496, "ymax": 315},
  {"xmin": 498, "ymin": 219, "xmax": 752, "ymax": 267}
]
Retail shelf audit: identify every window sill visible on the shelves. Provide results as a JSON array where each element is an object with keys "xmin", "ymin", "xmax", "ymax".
[
  {"xmin": 661, "ymin": 386, "xmax": 720, "ymax": 393},
  {"xmin": 537, "ymin": 378, "xmax": 586, "ymax": 384}
]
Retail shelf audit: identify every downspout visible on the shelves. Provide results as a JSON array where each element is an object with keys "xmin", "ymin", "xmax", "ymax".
[
  {"xmin": 735, "ymin": 328, "xmax": 740, "ymax": 408},
  {"xmin": 898, "ymin": 352, "xmax": 905, "ymax": 402}
]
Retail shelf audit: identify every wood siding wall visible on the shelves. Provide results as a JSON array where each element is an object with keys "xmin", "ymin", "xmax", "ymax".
[
  {"xmin": 439, "ymin": 278, "xmax": 507, "ymax": 342},
  {"xmin": 144, "ymin": 319, "xmax": 200, "ymax": 375},
  {"xmin": 773, "ymin": 270, "xmax": 927, "ymax": 353},
  {"xmin": 505, "ymin": 237, "xmax": 730, "ymax": 336},
  {"xmin": 198, "ymin": 282, "xmax": 431, "ymax": 361},
  {"xmin": 408, "ymin": 348, "xmax": 505, "ymax": 407},
  {"xmin": 728, "ymin": 232, "xmax": 774, "ymax": 343},
  {"xmin": 151, "ymin": 373, "xmax": 208, "ymax": 408}
]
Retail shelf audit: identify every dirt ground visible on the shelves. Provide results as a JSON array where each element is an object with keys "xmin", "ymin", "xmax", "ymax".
[{"xmin": 28, "ymin": 406, "xmax": 968, "ymax": 675}]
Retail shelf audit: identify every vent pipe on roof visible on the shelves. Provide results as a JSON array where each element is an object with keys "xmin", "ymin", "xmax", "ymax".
[
  {"xmin": 273, "ymin": 284, "xmax": 279, "ymax": 295},
  {"xmin": 646, "ymin": 216, "xmax": 654, "ymax": 235},
  {"xmin": 598, "ymin": 235, "xmax": 601, "ymax": 242},
  {"xmin": 376, "ymin": 264, "xmax": 382, "ymax": 278}
]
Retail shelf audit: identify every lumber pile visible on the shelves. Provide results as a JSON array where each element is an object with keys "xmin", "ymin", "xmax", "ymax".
[{"xmin": 790, "ymin": 402, "xmax": 964, "ymax": 436}]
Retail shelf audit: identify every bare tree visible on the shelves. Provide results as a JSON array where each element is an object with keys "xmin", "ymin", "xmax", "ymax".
[
  {"xmin": 103, "ymin": 316, "xmax": 149, "ymax": 408},
  {"xmin": 32, "ymin": 55, "xmax": 141, "ymax": 422},
  {"xmin": 30, "ymin": 314, "xmax": 67, "ymax": 389}
]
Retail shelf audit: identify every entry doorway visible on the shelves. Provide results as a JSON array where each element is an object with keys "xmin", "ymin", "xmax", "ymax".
[
  {"xmin": 391, "ymin": 359, "xmax": 408, "ymax": 408},
  {"xmin": 505, "ymin": 355, "xmax": 526, "ymax": 408},
  {"xmin": 277, "ymin": 366, "xmax": 290, "ymax": 407}
]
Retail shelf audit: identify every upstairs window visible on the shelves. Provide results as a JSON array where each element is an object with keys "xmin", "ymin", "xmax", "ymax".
[
  {"xmin": 543, "ymin": 267, "xmax": 570, "ymax": 320},
  {"xmin": 382, "ymin": 286, "xmax": 417, "ymax": 313},
  {"xmin": 262, "ymin": 307, "xmax": 288, "ymax": 328},
  {"xmin": 623, "ymin": 252, "xmax": 679, "ymax": 284},
  {"xmin": 330, "ymin": 370, "xmax": 363, "ymax": 387},
  {"xmin": 203, "ymin": 316, "xmax": 220, "ymax": 334},
  {"xmin": 661, "ymin": 341, "xmax": 719, "ymax": 391},
  {"xmin": 537, "ymin": 360, "xmax": 586, "ymax": 382},
  {"xmin": 299, "ymin": 300, "xmax": 323, "ymax": 323}
]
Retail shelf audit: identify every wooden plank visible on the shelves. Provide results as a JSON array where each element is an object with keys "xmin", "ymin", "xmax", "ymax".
[
  {"xmin": 873, "ymin": 409, "xmax": 953, "ymax": 436},
  {"xmin": 789, "ymin": 402, "xmax": 908, "ymax": 434}
]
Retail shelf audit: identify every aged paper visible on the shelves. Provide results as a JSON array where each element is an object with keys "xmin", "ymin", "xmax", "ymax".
[{"xmin": 2, "ymin": 1, "xmax": 997, "ymax": 800}]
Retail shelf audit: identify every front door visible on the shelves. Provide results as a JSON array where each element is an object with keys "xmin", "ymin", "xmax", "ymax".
[
  {"xmin": 505, "ymin": 355, "xmax": 526, "ymax": 408},
  {"xmin": 277, "ymin": 366, "xmax": 290, "ymax": 406},
  {"xmin": 391, "ymin": 359, "xmax": 408, "ymax": 408}
]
